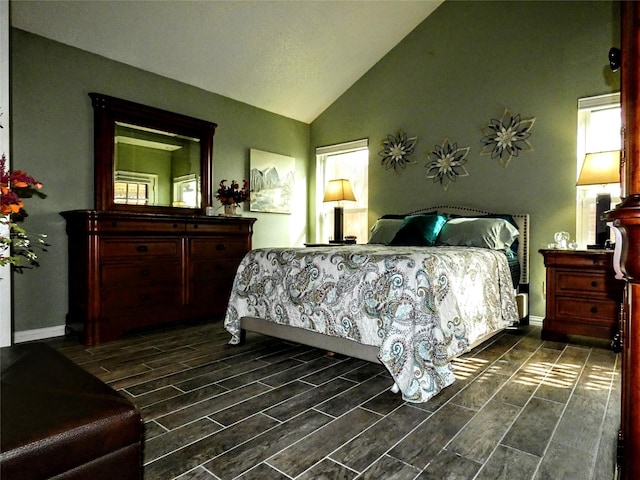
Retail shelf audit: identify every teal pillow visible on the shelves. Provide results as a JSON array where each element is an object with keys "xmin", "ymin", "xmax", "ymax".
[{"xmin": 389, "ymin": 214, "xmax": 448, "ymax": 246}]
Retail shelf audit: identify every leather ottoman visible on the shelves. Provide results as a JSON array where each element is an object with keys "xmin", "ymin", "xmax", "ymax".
[{"xmin": 0, "ymin": 343, "xmax": 142, "ymax": 479}]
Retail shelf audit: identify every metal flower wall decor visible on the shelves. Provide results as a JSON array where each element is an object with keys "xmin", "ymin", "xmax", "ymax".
[
  {"xmin": 480, "ymin": 109, "xmax": 535, "ymax": 167},
  {"xmin": 425, "ymin": 138, "xmax": 470, "ymax": 191},
  {"xmin": 378, "ymin": 131, "xmax": 418, "ymax": 171}
]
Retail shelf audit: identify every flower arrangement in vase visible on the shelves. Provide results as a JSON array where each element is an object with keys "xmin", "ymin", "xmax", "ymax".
[
  {"xmin": 0, "ymin": 155, "xmax": 48, "ymax": 272},
  {"xmin": 215, "ymin": 179, "xmax": 250, "ymax": 216}
]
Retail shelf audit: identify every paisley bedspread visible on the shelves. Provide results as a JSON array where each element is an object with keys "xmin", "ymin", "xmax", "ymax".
[{"xmin": 224, "ymin": 245, "xmax": 519, "ymax": 403}]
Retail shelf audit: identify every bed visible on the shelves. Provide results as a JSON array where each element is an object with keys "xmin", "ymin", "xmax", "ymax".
[{"xmin": 224, "ymin": 206, "xmax": 530, "ymax": 403}]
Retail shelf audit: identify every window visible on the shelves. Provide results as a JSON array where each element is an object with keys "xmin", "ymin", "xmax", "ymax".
[
  {"xmin": 173, "ymin": 173, "xmax": 198, "ymax": 208},
  {"xmin": 576, "ymin": 93, "xmax": 621, "ymax": 247},
  {"xmin": 316, "ymin": 139, "xmax": 369, "ymax": 243},
  {"xmin": 114, "ymin": 170, "xmax": 158, "ymax": 206}
]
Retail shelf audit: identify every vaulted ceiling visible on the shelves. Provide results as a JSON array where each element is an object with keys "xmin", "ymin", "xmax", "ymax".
[{"xmin": 10, "ymin": 0, "xmax": 443, "ymax": 123}]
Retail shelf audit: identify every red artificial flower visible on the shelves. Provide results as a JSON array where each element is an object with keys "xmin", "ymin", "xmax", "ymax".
[
  {"xmin": 215, "ymin": 179, "xmax": 250, "ymax": 206},
  {"xmin": 1, "ymin": 154, "xmax": 48, "ymax": 271}
]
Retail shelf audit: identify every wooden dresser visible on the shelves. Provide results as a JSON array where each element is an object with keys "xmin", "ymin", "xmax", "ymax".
[
  {"xmin": 61, "ymin": 210, "xmax": 256, "ymax": 345},
  {"xmin": 539, "ymin": 249, "xmax": 624, "ymax": 342}
]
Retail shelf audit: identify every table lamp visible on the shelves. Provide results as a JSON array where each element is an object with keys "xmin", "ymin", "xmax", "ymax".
[
  {"xmin": 323, "ymin": 179, "xmax": 356, "ymax": 243},
  {"xmin": 576, "ymin": 150, "xmax": 621, "ymax": 248}
]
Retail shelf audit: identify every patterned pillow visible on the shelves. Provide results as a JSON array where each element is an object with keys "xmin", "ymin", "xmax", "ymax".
[{"xmin": 389, "ymin": 214, "xmax": 448, "ymax": 246}]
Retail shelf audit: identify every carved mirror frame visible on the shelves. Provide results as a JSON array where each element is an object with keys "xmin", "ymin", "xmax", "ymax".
[{"xmin": 90, "ymin": 93, "xmax": 216, "ymax": 215}]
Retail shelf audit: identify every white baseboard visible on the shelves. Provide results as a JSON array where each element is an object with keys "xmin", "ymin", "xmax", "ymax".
[
  {"xmin": 14, "ymin": 325, "xmax": 66, "ymax": 343},
  {"xmin": 528, "ymin": 315, "xmax": 543, "ymax": 327}
]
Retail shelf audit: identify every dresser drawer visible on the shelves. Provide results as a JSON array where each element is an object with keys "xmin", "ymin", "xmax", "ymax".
[
  {"xmin": 186, "ymin": 221, "xmax": 252, "ymax": 236},
  {"xmin": 555, "ymin": 271, "xmax": 613, "ymax": 297},
  {"xmin": 191, "ymin": 258, "xmax": 242, "ymax": 281},
  {"xmin": 101, "ymin": 262, "xmax": 181, "ymax": 288},
  {"xmin": 545, "ymin": 251, "xmax": 612, "ymax": 269},
  {"xmin": 97, "ymin": 218, "xmax": 184, "ymax": 234},
  {"xmin": 189, "ymin": 238, "xmax": 248, "ymax": 259},
  {"xmin": 555, "ymin": 296, "xmax": 619, "ymax": 323},
  {"xmin": 101, "ymin": 284, "xmax": 182, "ymax": 313},
  {"xmin": 100, "ymin": 238, "xmax": 181, "ymax": 258}
]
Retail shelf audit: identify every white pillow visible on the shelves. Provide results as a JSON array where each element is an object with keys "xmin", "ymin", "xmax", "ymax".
[
  {"xmin": 437, "ymin": 217, "xmax": 519, "ymax": 251},
  {"xmin": 368, "ymin": 218, "xmax": 404, "ymax": 244}
]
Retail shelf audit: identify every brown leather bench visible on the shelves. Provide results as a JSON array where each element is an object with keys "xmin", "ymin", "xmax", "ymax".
[{"xmin": 0, "ymin": 343, "xmax": 142, "ymax": 479}]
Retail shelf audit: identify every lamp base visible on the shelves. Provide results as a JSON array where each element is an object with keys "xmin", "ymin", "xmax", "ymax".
[
  {"xmin": 333, "ymin": 206, "xmax": 344, "ymax": 242},
  {"xmin": 595, "ymin": 193, "xmax": 611, "ymax": 248}
]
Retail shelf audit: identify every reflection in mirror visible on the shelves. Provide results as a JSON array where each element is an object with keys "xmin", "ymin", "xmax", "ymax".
[
  {"xmin": 114, "ymin": 170, "xmax": 155, "ymax": 205},
  {"xmin": 114, "ymin": 122, "xmax": 201, "ymax": 208}
]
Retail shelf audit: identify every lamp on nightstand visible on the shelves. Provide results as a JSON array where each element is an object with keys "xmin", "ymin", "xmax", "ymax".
[
  {"xmin": 576, "ymin": 150, "xmax": 621, "ymax": 248},
  {"xmin": 323, "ymin": 179, "xmax": 356, "ymax": 243}
]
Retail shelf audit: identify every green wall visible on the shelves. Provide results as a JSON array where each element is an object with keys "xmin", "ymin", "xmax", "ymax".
[
  {"xmin": 310, "ymin": 0, "xmax": 620, "ymax": 320},
  {"xmin": 10, "ymin": 28, "xmax": 309, "ymax": 334}
]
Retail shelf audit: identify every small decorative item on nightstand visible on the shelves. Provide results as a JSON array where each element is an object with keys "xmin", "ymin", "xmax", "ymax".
[{"xmin": 539, "ymin": 248, "xmax": 625, "ymax": 344}]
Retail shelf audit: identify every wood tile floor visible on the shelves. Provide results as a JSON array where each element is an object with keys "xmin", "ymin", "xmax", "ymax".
[{"xmin": 49, "ymin": 320, "xmax": 621, "ymax": 480}]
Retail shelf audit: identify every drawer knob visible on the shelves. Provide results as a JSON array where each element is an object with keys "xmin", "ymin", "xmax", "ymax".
[
  {"xmin": 216, "ymin": 244, "xmax": 226, "ymax": 251},
  {"xmin": 591, "ymin": 281, "xmax": 598, "ymax": 288},
  {"xmin": 137, "ymin": 245, "xmax": 148, "ymax": 253},
  {"xmin": 173, "ymin": 223, "xmax": 178, "ymax": 229},
  {"xmin": 140, "ymin": 268, "xmax": 150, "ymax": 276},
  {"xmin": 140, "ymin": 294, "xmax": 149, "ymax": 302},
  {"xmin": 590, "ymin": 306, "xmax": 598, "ymax": 314},
  {"xmin": 193, "ymin": 224, "xmax": 199, "ymax": 229}
]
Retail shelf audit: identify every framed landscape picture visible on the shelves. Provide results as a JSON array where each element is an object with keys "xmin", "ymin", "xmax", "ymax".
[{"xmin": 249, "ymin": 149, "xmax": 295, "ymax": 214}]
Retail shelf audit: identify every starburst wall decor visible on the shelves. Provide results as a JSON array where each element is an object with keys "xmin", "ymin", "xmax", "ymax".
[
  {"xmin": 425, "ymin": 138, "xmax": 470, "ymax": 191},
  {"xmin": 378, "ymin": 131, "xmax": 418, "ymax": 171},
  {"xmin": 480, "ymin": 109, "xmax": 535, "ymax": 167}
]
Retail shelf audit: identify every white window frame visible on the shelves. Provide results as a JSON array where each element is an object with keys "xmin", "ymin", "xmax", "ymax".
[
  {"xmin": 315, "ymin": 139, "xmax": 369, "ymax": 243},
  {"xmin": 576, "ymin": 93, "xmax": 621, "ymax": 247},
  {"xmin": 114, "ymin": 170, "xmax": 158, "ymax": 206},
  {"xmin": 172, "ymin": 173, "xmax": 199, "ymax": 208}
]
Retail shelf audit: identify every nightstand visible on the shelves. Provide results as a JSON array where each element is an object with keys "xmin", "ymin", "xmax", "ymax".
[{"xmin": 539, "ymin": 249, "xmax": 625, "ymax": 342}]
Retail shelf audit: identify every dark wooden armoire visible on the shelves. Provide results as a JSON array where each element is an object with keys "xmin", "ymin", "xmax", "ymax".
[{"xmin": 603, "ymin": 2, "xmax": 640, "ymax": 479}]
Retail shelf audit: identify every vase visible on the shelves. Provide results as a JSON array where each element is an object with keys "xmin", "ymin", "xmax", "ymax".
[{"xmin": 223, "ymin": 204, "xmax": 239, "ymax": 216}]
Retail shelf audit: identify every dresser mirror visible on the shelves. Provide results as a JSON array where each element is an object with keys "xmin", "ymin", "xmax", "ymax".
[{"xmin": 91, "ymin": 93, "xmax": 217, "ymax": 214}]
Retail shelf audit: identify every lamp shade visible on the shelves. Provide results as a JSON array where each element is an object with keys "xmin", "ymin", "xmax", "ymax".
[
  {"xmin": 576, "ymin": 150, "xmax": 621, "ymax": 186},
  {"xmin": 323, "ymin": 179, "xmax": 356, "ymax": 202}
]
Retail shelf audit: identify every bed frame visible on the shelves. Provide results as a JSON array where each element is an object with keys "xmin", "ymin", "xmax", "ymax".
[{"xmin": 238, "ymin": 206, "xmax": 530, "ymax": 364}]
